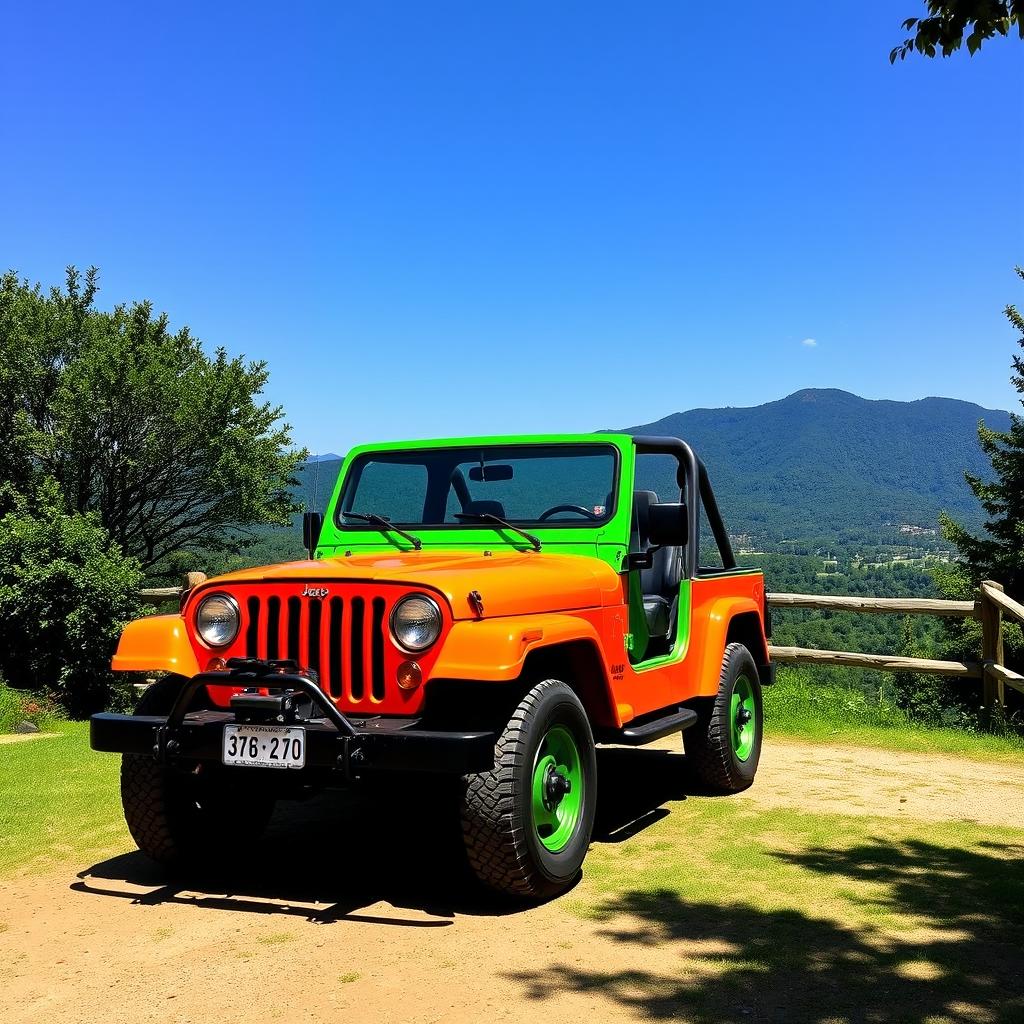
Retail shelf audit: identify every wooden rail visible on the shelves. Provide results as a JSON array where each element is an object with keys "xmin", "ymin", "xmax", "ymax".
[
  {"xmin": 766, "ymin": 592, "xmax": 978, "ymax": 618},
  {"xmin": 138, "ymin": 586, "xmax": 182, "ymax": 603},
  {"xmin": 767, "ymin": 579, "xmax": 1024, "ymax": 712},
  {"xmin": 139, "ymin": 572, "xmax": 207, "ymax": 604},
  {"xmin": 767, "ymin": 646, "xmax": 983, "ymax": 678}
]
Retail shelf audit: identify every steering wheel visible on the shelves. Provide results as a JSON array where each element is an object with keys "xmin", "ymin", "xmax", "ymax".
[{"xmin": 538, "ymin": 504, "xmax": 600, "ymax": 521}]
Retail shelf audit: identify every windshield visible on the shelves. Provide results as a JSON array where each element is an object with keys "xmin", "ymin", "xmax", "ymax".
[{"xmin": 337, "ymin": 444, "xmax": 618, "ymax": 528}]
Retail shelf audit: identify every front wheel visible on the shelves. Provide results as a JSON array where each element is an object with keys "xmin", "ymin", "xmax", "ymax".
[
  {"xmin": 120, "ymin": 675, "xmax": 276, "ymax": 867},
  {"xmin": 461, "ymin": 679, "xmax": 597, "ymax": 900},
  {"xmin": 684, "ymin": 642, "xmax": 763, "ymax": 793}
]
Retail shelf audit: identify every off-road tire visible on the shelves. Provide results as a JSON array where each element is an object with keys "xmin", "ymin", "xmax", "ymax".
[
  {"xmin": 120, "ymin": 675, "xmax": 276, "ymax": 867},
  {"xmin": 461, "ymin": 679, "xmax": 597, "ymax": 900},
  {"xmin": 684, "ymin": 642, "xmax": 763, "ymax": 793}
]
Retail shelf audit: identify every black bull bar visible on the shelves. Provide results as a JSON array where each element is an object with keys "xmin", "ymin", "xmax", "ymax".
[{"xmin": 90, "ymin": 659, "xmax": 496, "ymax": 776}]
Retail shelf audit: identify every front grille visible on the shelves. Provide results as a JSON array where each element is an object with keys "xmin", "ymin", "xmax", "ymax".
[{"xmin": 244, "ymin": 593, "xmax": 388, "ymax": 702}]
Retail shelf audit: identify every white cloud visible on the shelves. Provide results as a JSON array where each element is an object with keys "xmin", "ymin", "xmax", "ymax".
[{"xmin": 801, "ymin": 337, "xmax": 818, "ymax": 348}]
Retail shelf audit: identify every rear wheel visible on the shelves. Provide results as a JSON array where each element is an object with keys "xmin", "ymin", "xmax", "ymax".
[
  {"xmin": 684, "ymin": 643, "xmax": 763, "ymax": 793},
  {"xmin": 461, "ymin": 679, "xmax": 597, "ymax": 900},
  {"xmin": 121, "ymin": 675, "xmax": 276, "ymax": 867}
]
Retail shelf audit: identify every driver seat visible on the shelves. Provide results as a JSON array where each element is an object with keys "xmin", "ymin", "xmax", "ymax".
[{"xmin": 632, "ymin": 490, "xmax": 683, "ymax": 642}]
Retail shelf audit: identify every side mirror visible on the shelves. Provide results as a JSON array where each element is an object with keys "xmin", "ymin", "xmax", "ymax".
[
  {"xmin": 646, "ymin": 502, "xmax": 688, "ymax": 547},
  {"xmin": 303, "ymin": 511, "xmax": 323, "ymax": 556}
]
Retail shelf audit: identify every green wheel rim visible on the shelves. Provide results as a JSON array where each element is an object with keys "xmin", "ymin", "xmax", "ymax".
[
  {"xmin": 531, "ymin": 725, "xmax": 584, "ymax": 853},
  {"xmin": 730, "ymin": 675, "xmax": 757, "ymax": 762}
]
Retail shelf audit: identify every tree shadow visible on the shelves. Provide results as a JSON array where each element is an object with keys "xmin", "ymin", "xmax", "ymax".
[
  {"xmin": 73, "ymin": 747, "xmax": 697, "ymax": 922},
  {"xmin": 508, "ymin": 836, "xmax": 1024, "ymax": 1023}
]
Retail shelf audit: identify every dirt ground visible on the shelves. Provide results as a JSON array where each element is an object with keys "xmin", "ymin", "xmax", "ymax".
[{"xmin": 1, "ymin": 738, "xmax": 1022, "ymax": 1024}]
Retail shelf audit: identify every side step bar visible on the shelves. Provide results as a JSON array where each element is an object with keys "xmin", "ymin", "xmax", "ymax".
[{"xmin": 598, "ymin": 707, "xmax": 698, "ymax": 746}]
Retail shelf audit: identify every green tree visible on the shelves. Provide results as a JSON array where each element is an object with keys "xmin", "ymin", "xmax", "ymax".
[
  {"xmin": 892, "ymin": 1, "xmax": 1023, "ymax": 61},
  {"xmin": 940, "ymin": 268, "xmax": 1024, "ymax": 598},
  {"xmin": 936, "ymin": 268, "xmax": 1024, "ymax": 704},
  {"xmin": 0, "ymin": 267, "xmax": 308, "ymax": 571},
  {"xmin": 0, "ymin": 482, "xmax": 143, "ymax": 717},
  {"xmin": 0, "ymin": 267, "xmax": 96, "ymax": 510}
]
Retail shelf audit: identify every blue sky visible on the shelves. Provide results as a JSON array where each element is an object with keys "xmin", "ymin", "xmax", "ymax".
[{"xmin": 2, "ymin": 2, "xmax": 1022, "ymax": 455}]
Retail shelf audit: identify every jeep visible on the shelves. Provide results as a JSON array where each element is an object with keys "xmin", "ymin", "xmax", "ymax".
[{"xmin": 92, "ymin": 434, "xmax": 771, "ymax": 899}]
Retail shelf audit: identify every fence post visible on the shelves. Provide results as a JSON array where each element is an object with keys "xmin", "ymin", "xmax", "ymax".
[
  {"xmin": 182, "ymin": 571, "xmax": 207, "ymax": 591},
  {"xmin": 980, "ymin": 580, "xmax": 1006, "ymax": 722}
]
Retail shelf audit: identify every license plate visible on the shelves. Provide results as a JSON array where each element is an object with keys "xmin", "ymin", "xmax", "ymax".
[{"xmin": 222, "ymin": 724, "xmax": 306, "ymax": 769}]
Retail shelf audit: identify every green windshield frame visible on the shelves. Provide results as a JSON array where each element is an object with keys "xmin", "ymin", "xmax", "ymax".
[
  {"xmin": 316, "ymin": 433, "xmax": 636, "ymax": 568},
  {"xmin": 335, "ymin": 441, "xmax": 620, "ymax": 531}
]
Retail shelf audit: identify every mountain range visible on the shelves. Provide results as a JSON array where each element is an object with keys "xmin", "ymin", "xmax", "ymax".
[
  {"xmin": 621, "ymin": 389, "xmax": 1011, "ymax": 542},
  {"xmin": 296, "ymin": 389, "xmax": 1012, "ymax": 546}
]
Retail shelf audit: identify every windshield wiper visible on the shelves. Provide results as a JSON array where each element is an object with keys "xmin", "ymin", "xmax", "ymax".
[
  {"xmin": 453, "ymin": 512, "xmax": 542, "ymax": 552},
  {"xmin": 344, "ymin": 511, "xmax": 422, "ymax": 550}
]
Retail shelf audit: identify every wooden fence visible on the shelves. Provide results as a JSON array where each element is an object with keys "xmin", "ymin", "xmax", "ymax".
[
  {"xmin": 767, "ymin": 580, "xmax": 1024, "ymax": 712},
  {"xmin": 141, "ymin": 575, "xmax": 1024, "ymax": 712}
]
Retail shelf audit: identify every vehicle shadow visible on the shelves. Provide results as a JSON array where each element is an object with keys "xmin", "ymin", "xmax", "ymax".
[
  {"xmin": 592, "ymin": 746, "xmax": 697, "ymax": 843},
  {"xmin": 73, "ymin": 746, "xmax": 700, "ymax": 922},
  {"xmin": 506, "ymin": 836, "xmax": 1024, "ymax": 1022}
]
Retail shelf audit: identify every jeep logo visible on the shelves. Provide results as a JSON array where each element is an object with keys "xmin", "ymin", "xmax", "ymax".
[{"xmin": 301, "ymin": 584, "xmax": 330, "ymax": 598}]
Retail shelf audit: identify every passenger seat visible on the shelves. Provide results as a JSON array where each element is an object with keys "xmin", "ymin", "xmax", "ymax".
[{"xmin": 632, "ymin": 490, "xmax": 683, "ymax": 642}]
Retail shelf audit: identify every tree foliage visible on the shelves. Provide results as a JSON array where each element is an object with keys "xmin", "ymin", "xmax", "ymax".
[
  {"xmin": 940, "ymin": 268, "xmax": 1024, "ymax": 598},
  {"xmin": 0, "ymin": 482, "xmax": 143, "ymax": 717},
  {"xmin": 891, "ymin": 1, "xmax": 1023, "ymax": 61},
  {"xmin": 936, "ymin": 269, "xmax": 1024, "ymax": 706},
  {"xmin": 0, "ymin": 267, "xmax": 308, "ymax": 570}
]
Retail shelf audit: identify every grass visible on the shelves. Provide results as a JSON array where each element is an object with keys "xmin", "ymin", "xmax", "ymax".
[
  {"xmin": 764, "ymin": 666, "xmax": 1024, "ymax": 762},
  {"xmin": 0, "ymin": 721, "xmax": 129, "ymax": 876}
]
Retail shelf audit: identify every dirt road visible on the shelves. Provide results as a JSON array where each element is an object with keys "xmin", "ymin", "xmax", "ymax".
[{"xmin": 2, "ymin": 738, "xmax": 1022, "ymax": 1024}]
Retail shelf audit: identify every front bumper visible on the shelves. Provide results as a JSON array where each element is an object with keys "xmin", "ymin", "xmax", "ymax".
[{"xmin": 90, "ymin": 660, "xmax": 495, "ymax": 776}]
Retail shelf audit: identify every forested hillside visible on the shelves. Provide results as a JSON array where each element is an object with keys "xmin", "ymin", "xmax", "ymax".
[{"xmin": 621, "ymin": 388, "xmax": 1010, "ymax": 544}]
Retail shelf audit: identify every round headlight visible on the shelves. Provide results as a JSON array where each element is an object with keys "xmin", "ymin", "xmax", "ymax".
[
  {"xmin": 195, "ymin": 593, "xmax": 240, "ymax": 647},
  {"xmin": 391, "ymin": 594, "xmax": 442, "ymax": 652}
]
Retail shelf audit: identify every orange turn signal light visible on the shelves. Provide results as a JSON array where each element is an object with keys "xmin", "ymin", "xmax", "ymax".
[
  {"xmin": 206, "ymin": 657, "xmax": 228, "ymax": 672},
  {"xmin": 397, "ymin": 660, "xmax": 423, "ymax": 690}
]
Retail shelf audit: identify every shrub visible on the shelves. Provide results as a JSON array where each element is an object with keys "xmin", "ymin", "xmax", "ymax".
[
  {"xmin": 0, "ymin": 483, "xmax": 143, "ymax": 717},
  {"xmin": 0, "ymin": 678, "xmax": 63, "ymax": 733}
]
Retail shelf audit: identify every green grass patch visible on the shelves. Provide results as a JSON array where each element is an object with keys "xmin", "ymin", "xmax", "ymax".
[
  {"xmin": 765, "ymin": 666, "xmax": 1024, "ymax": 762},
  {"xmin": 0, "ymin": 721, "xmax": 129, "ymax": 875}
]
